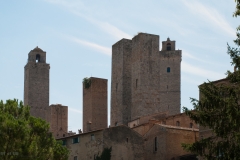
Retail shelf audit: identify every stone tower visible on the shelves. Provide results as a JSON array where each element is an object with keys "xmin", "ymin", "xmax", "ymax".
[
  {"xmin": 111, "ymin": 33, "xmax": 181, "ymax": 126},
  {"xmin": 49, "ymin": 104, "xmax": 68, "ymax": 138},
  {"xmin": 111, "ymin": 39, "xmax": 132, "ymax": 126},
  {"xmin": 83, "ymin": 77, "xmax": 108, "ymax": 133},
  {"xmin": 24, "ymin": 46, "xmax": 50, "ymax": 121}
]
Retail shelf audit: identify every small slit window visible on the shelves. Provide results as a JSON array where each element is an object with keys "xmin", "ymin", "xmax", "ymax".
[
  {"xmin": 167, "ymin": 67, "xmax": 170, "ymax": 73},
  {"xmin": 167, "ymin": 43, "xmax": 171, "ymax": 51},
  {"xmin": 136, "ymin": 79, "xmax": 138, "ymax": 88},
  {"xmin": 154, "ymin": 137, "xmax": 158, "ymax": 152}
]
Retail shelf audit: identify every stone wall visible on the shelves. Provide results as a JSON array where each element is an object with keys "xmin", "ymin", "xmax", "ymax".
[
  {"xmin": 144, "ymin": 124, "xmax": 198, "ymax": 160},
  {"xmin": 60, "ymin": 125, "xmax": 144, "ymax": 160}
]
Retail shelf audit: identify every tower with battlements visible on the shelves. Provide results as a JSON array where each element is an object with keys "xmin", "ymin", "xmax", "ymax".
[{"xmin": 111, "ymin": 33, "xmax": 181, "ymax": 126}]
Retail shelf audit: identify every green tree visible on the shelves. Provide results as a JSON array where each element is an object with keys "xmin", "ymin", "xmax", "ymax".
[
  {"xmin": 0, "ymin": 99, "xmax": 69, "ymax": 160},
  {"xmin": 182, "ymin": 0, "xmax": 240, "ymax": 159},
  {"xmin": 94, "ymin": 147, "xmax": 112, "ymax": 160}
]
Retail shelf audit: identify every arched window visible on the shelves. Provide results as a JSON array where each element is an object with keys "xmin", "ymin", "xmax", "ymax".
[
  {"xmin": 167, "ymin": 43, "xmax": 171, "ymax": 51},
  {"xmin": 36, "ymin": 54, "xmax": 40, "ymax": 63}
]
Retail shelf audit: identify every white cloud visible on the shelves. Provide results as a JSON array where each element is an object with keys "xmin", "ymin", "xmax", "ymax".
[
  {"xmin": 182, "ymin": 61, "xmax": 224, "ymax": 80},
  {"xmin": 68, "ymin": 107, "xmax": 82, "ymax": 114},
  {"xmin": 45, "ymin": 0, "xmax": 131, "ymax": 40},
  {"xmin": 95, "ymin": 21, "xmax": 132, "ymax": 40},
  {"xmin": 182, "ymin": 0, "xmax": 235, "ymax": 37},
  {"xmin": 67, "ymin": 35, "xmax": 111, "ymax": 56}
]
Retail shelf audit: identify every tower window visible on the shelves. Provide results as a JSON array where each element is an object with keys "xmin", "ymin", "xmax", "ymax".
[
  {"xmin": 167, "ymin": 43, "xmax": 171, "ymax": 51},
  {"xmin": 154, "ymin": 137, "xmax": 158, "ymax": 152},
  {"xmin": 190, "ymin": 123, "xmax": 193, "ymax": 128},
  {"xmin": 91, "ymin": 134, "xmax": 95, "ymax": 141},
  {"xmin": 167, "ymin": 67, "xmax": 170, "ymax": 73},
  {"xmin": 176, "ymin": 121, "xmax": 180, "ymax": 126},
  {"xmin": 136, "ymin": 79, "xmax": 138, "ymax": 88},
  {"xmin": 116, "ymin": 83, "xmax": 118, "ymax": 91},
  {"xmin": 36, "ymin": 54, "xmax": 40, "ymax": 63}
]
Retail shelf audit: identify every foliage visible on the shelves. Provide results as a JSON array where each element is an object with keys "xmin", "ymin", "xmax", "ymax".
[
  {"xmin": 94, "ymin": 147, "xmax": 112, "ymax": 160},
  {"xmin": 0, "ymin": 99, "xmax": 69, "ymax": 160},
  {"xmin": 182, "ymin": 1, "xmax": 240, "ymax": 159},
  {"xmin": 83, "ymin": 77, "xmax": 91, "ymax": 89}
]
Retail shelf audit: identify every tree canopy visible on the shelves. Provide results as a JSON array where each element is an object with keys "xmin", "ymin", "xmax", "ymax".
[
  {"xmin": 0, "ymin": 99, "xmax": 69, "ymax": 160},
  {"xmin": 182, "ymin": 0, "xmax": 240, "ymax": 159}
]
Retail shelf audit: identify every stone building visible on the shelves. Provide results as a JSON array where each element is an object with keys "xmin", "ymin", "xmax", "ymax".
[
  {"xmin": 24, "ymin": 47, "xmax": 69, "ymax": 138},
  {"xmin": 58, "ymin": 125, "xmax": 144, "ymax": 160},
  {"xmin": 111, "ymin": 33, "xmax": 181, "ymax": 126},
  {"xmin": 83, "ymin": 77, "xmax": 108, "ymax": 133}
]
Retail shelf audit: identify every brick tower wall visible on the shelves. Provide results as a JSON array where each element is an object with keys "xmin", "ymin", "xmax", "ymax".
[
  {"xmin": 83, "ymin": 77, "xmax": 108, "ymax": 133},
  {"xmin": 49, "ymin": 104, "xmax": 68, "ymax": 138},
  {"xmin": 111, "ymin": 39, "xmax": 132, "ymax": 126},
  {"xmin": 24, "ymin": 47, "xmax": 50, "ymax": 121}
]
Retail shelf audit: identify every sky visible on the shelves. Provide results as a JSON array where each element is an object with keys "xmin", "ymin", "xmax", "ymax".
[{"xmin": 0, "ymin": 0, "xmax": 239, "ymax": 132}]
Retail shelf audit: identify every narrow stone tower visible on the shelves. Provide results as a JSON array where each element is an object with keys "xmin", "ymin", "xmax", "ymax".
[
  {"xmin": 83, "ymin": 77, "xmax": 108, "ymax": 133},
  {"xmin": 111, "ymin": 39, "xmax": 132, "ymax": 126},
  {"xmin": 24, "ymin": 46, "xmax": 50, "ymax": 121},
  {"xmin": 159, "ymin": 38, "xmax": 181, "ymax": 115},
  {"xmin": 111, "ymin": 33, "xmax": 182, "ymax": 126}
]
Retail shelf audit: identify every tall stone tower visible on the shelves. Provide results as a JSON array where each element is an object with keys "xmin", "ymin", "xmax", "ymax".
[
  {"xmin": 83, "ymin": 77, "xmax": 108, "ymax": 133},
  {"xmin": 111, "ymin": 39, "xmax": 132, "ymax": 126},
  {"xmin": 111, "ymin": 33, "xmax": 182, "ymax": 126},
  {"xmin": 159, "ymin": 38, "xmax": 181, "ymax": 115},
  {"xmin": 24, "ymin": 46, "xmax": 50, "ymax": 121}
]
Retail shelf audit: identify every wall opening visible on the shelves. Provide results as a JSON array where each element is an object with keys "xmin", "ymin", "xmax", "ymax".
[
  {"xmin": 36, "ymin": 54, "xmax": 40, "ymax": 63},
  {"xmin": 136, "ymin": 79, "xmax": 138, "ymax": 88},
  {"xmin": 116, "ymin": 83, "xmax": 118, "ymax": 91},
  {"xmin": 176, "ymin": 121, "xmax": 180, "ymax": 126},
  {"xmin": 154, "ymin": 137, "xmax": 158, "ymax": 152},
  {"xmin": 167, "ymin": 43, "xmax": 171, "ymax": 51},
  {"xmin": 167, "ymin": 67, "xmax": 170, "ymax": 73},
  {"xmin": 190, "ymin": 123, "xmax": 193, "ymax": 128},
  {"xmin": 91, "ymin": 134, "xmax": 95, "ymax": 141}
]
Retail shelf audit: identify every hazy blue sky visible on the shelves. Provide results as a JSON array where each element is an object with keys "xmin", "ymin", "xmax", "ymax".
[{"xmin": 0, "ymin": 0, "xmax": 239, "ymax": 132}]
